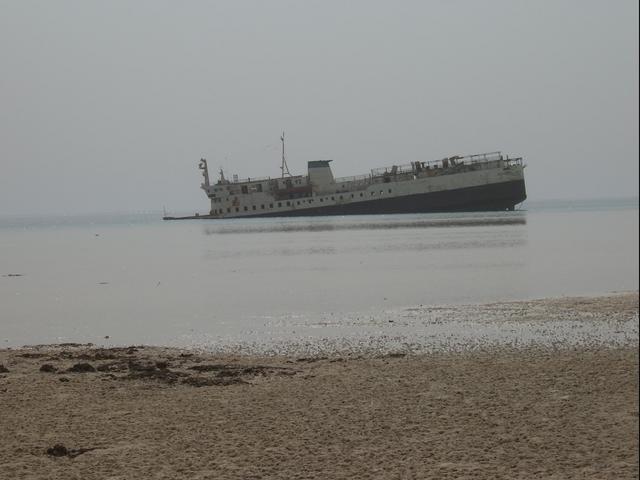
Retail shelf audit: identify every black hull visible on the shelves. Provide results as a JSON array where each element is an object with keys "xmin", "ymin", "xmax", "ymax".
[{"xmin": 242, "ymin": 179, "xmax": 526, "ymax": 218}]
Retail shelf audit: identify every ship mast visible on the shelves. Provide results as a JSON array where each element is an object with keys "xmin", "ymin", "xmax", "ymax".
[{"xmin": 280, "ymin": 131, "xmax": 291, "ymax": 178}]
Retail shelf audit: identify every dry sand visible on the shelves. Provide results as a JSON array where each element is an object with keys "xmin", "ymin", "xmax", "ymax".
[{"xmin": 0, "ymin": 293, "xmax": 638, "ymax": 479}]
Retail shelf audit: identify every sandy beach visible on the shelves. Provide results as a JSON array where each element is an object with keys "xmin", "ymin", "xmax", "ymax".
[{"xmin": 1, "ymin": 293, "xmax": 638, "ymax": 479}]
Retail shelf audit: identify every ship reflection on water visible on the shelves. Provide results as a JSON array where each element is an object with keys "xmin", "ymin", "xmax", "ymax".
[
  {"xmin": 203, "ymin": 212, "xmax": 527, "ymax": 235},
  {"xmin": 201, "ymin": 212, "xmax": 527, "ymax": 260}
]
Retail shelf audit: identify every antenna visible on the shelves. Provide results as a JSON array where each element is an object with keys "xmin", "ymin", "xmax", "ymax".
[{"xmin": 280, "ymin": 131, "xmax": 291, "ymax": 178}]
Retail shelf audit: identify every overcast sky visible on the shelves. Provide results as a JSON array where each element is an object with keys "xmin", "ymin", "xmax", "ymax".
[{"xmin": 1, "ymin": 0, "xmax": 638, "ymax": 215}]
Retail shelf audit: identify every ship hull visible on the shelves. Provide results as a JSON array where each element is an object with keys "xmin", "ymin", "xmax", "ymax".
[{"xmin": 240, "ymin": 179, "xmax": 526, "ymax": 218}]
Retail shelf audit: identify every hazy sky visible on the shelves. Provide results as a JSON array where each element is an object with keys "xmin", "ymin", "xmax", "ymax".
[{"xmin": 1, "ymin": 0, "xmax": 638, "ymax": 215}]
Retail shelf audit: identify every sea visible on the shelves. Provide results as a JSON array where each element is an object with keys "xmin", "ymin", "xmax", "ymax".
[{"xmin": 1, "ymin": 198, "xmax": 638, "ymax": 353}]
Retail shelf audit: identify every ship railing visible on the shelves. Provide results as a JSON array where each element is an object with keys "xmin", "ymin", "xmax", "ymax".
[
  {"xmin": 333, "ymin": 173, "xmax": 372, "ymax": 184},
  {"xmin": 230, "ymin": 175, "xmax": 272, "ymax": 184},
  {"xmin": 370, "ymin": 164, "xmax": 415, "ymax": 176},
  {"xmin": 369, "ymin": 151, "xmax": 522, "ymax": 177},
  {"xmin": 465, "ymin": 151, "xmax": 502, "ymax": 162},
  {"xmin": 502, "ymin": 157, "xmax": 523, "ymax": 166}
]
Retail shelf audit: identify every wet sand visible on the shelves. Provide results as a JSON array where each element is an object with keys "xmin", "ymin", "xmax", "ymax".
[{"xmin": 0, "ymin": 293, "xmax": 638, "ymax": 479}]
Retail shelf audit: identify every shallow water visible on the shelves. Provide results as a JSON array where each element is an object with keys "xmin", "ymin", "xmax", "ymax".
[{"xmin": 1, "ymin": 199, "xmax": 638, "ymax": 348}]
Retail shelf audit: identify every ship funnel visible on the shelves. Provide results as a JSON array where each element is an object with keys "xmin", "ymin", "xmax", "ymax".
[{"xmin": 308, "ymin": 160, "xmax": 334, "ymax": 193}]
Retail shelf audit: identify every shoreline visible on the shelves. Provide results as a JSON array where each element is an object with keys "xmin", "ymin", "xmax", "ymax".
[
  {"xmin": 1, "ymin": 293, "xmax": 638, "ymax": 479},
  {"xmin": 3, "ymin": 291, "xmax": 638, "ymax": 354}
]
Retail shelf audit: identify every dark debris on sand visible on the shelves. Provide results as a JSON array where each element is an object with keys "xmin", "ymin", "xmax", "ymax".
[
  {"xmin": 188, "ymin": 364, "xmax": 297, "ymax": 378},
  {"xmin": 181, "ymin": 376, "xmax": 248, "ymax": 387},
  {"xmin": 10, "ymin": 345, "xmax": 301, "ymax": 388},
  {"xmin": 46, "ymin": 444, "xmax": 98, "ymax": 459},
  {"xmin": 67, "ymin": 363, "xmax": 96, "ymax": 373}
]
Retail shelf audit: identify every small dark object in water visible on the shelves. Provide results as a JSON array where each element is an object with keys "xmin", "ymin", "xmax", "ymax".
[
  {"xmin": 3, "ymin": 273, "xmax": 23, "ymax": 277},
  {"xmin": 155, "ymin": 361, "xmax": 169, "ymax": 370},
  {"xmin": 67, "ymin": 363, "xmax": 96, "ymax": 373},
  {"xmin": 40, "ymin": 364, "xmax": 57, "ymax": 373},
  {"xmin": 0, "ymin": 364, "xmax": 9, "ymax": 373},
  {"xmin": 59, "ymin": 377, "xmax": 70, "ymax": 382}
]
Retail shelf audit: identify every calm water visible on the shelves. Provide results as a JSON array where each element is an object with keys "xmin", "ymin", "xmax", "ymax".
[{"xmin": 1, "ymin": 199, "xmax": 638, "ymax": 349}]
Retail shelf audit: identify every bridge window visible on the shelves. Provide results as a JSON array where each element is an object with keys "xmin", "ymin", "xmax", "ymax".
[
  {"xmin": 244, "ymin": 206, "xmax": 248, "ymax": 211},
  {"xmin": 261, "ymin": 204, "xmax": 265, "ymax": 209},
  {"xmin": 252, "ymin": 205, "xmax": 256, "ymax": 210},
  {"xmin": 241, "ymin": 186, "xmax": 248, "ymax": 194},
  {"xmin": 278, "ymin": 202, "xmax": 282, "ymax": 207}
]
